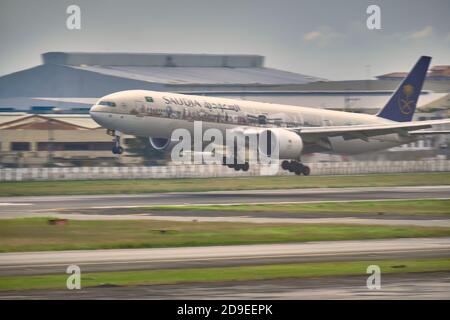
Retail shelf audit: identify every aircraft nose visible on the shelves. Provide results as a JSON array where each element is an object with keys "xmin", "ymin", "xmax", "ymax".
[
  {"xmin": 89, "ymin": 104, "xmax": 100, "ymax": 114},
  {"xmin": 89, "ymin": 104, "xmax": 101, "ymax": 122}
]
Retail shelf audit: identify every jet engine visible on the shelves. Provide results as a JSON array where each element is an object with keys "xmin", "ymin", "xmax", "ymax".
[
  {"xmin": 149, "ymin": 137, "xmax": 176, "ymax": 151},
  {"xmin": 258, "ymin": 128, "xmax": 303, "ymax": 160}
]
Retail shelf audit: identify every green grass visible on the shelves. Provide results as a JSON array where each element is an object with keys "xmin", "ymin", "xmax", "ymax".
[
  {"xmin": 138, "ymin": 199, "xmax": 450, "ymax": 216},
  {"xmin": 1, "ymin": 218, "xmax": 450, "ymax": 252},
  {"xmin": 1, "ymin": 258, "xmax": 449, "ymax": 291},
  {"xmin": 1, "ymin": 172, "xmax": 450, "ymax": 197}
]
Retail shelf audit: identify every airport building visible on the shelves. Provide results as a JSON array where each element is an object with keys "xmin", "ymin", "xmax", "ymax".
[
  {"xmin": 377, "ymin": 65, "xmax": 450, "ymax": 81},
  {"xmin": 1, "ymin": 52, "xmax": 449, "ymax": 113},
  {"xmin": 0, "ymin": 113, "xmax": 141, "ymax": 167},
  {"xmin": 0, "ymin": 52, "xmax": 324, "ymax": 111}
]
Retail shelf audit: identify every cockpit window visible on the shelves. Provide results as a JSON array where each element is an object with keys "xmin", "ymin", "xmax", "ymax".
[{"xmin": 98, "ymin": 101, "xmax": 116, "ymax": 107}]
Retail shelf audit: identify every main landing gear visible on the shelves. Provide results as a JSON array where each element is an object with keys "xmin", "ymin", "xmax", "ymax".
[
  {"xmin": 223, "ymin": 157, "xmax": 250, "ymax": 171},
  {"xmin": 281, "ymin": 160, "xmax": 310, "ymax": 176},
  {"xmin": 228, "ymin": 162, "xmax": 250, "ymax": 172},
  {"xmin": 108, "ymin": 129, "xmax": 124, "ymax": 155}
]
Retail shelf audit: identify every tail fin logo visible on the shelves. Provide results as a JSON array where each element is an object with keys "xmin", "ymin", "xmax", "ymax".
[{"xmin": 398, "ymin": 84, "xmax": 415, "ymax": 115}]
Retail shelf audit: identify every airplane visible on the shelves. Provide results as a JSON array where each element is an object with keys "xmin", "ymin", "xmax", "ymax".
[{"xmin": 89, "ymin": 56, "xmax": 450, "ymax": 176}]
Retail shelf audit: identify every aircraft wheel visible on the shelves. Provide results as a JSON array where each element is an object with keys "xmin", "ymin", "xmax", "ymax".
[
  {"xmin": 302, "ymin": 166, "xmax": 311, "ymax": 176},
  {"xmin": 242, "ymin": 162, "xmax": 249, "ymax": 172},
  {"xmin": 287, "ymin": 161, "xmax": 296, "ymax": 172},
  {"xmin": 294, "ymin": 163, "xmax": 304, "ymax": 175},
  {"xmin": 281, "ymin": 160, "xmax": 290, "ymax": 170}
]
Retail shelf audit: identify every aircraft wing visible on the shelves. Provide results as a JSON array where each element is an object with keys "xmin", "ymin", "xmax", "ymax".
[
  {"xmin": 408, "ymin": 130, "xmax": 450, "ymax": 135},
  {"xmin": 294, "ymin": 119, "xmax": 450, "ymax": 141},
  {"xmin": 32, "ymin": 97, "xmax": 99, "ymax": 105}
]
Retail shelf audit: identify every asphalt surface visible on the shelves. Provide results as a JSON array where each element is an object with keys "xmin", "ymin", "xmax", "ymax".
[
  {"xmin": 2, "ymin": 272, "xmax": 448, "ymax": 299},
  {"xmin": 10, "ymin": 212, "xmax": 448, "ymax": 227},
  {"xmin": 1, "ymin": 185, "xmax": 449, "ymax": 227},
  {"xmin": 1, "ymin": 238, "xmax": 449, "ymax": 276},
  {"xmin": 1, "ymin": 186, "xmax": 450, "ymax": 216}
]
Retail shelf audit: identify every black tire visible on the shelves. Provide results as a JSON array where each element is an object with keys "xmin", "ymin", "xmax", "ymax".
[
  {"xmin": 287, "ymin": 161, "xmax": 296, "ymax": 172},
  {"xmin": 281, "ymin": 160, "xmax": 290, "ymax": 170},
  {"xmin": 242, "ymin": 162, "xmax": 249, "ymax": 172},
  {"xmin": 294, "ymin": 163, "xmax": 304, "ymax": 175},
  {"xmin": 302, "ymin": 166, "xmax": 311, "ymax": 176}
]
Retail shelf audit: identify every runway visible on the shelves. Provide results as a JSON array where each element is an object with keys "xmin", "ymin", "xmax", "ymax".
[
  {"xmin": 1, "ymin": 185, "xmax": 449, "ymax": 299},
  {"xmin": 2, "ymin": 272, "xmax": 448, "ymax": 299},
  {"xmin": 0, "ymin": 186, "xmax": 450, "ymax": 214},
  {"xmin": 1, "ymin": 185, "xmax": 449, "ymax": 227},
  {"xmin": 1, "ymin": 185, "xmax": 450, "ymax": 215},
  {"xmin": 1, "ymin": 237, "xmax": 449, "ymax": 276}
]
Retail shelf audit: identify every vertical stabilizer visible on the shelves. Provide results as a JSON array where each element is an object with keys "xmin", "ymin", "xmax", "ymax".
[{"xmin": 377, "ymin": 56, "xmax": 431, "ymax": 122}]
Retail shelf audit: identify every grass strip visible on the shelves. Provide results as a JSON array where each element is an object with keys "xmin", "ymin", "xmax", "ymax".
[
  {"xmin": 0, "ymin": 258, "xmax": 449, "ymax": 291},
  {"xmin": 137, "ymin": 199, "xmax": 450, "ymax": 216},
  {"xmin": 1, "ymin": 218, "xmax": 450, "ymax": 252}
]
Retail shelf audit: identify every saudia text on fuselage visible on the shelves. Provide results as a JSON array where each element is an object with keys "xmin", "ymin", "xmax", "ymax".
[{"xmin": 162, "ymin": 96, "xmax": 241, "ymax": 112}]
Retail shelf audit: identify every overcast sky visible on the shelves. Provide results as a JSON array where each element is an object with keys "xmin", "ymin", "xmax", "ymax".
[{"xmin": 0, "ymin": 0, "xmax": 449, "ymax": 80}]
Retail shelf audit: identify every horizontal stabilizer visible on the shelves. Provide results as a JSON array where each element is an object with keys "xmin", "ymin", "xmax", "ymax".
[
  {"xmin": 409, "ymin": 130, "xmax": 450, "ymax": 135},
  {"xmin": 294, "ymin": 118, "xmax": 450, "ymax": 141}
]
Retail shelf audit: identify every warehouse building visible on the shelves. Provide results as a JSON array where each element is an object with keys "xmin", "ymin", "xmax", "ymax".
[
  {"xmin": 0, "ymin": 113, "xmax": 141, "ymax": 167},
  {"xmin": 0, "ymin": 52, "xmax": 324, "ymax": 111},
  {"xmin": 377, "ymin": 65, "xmax": 450, "ymax": 81}
]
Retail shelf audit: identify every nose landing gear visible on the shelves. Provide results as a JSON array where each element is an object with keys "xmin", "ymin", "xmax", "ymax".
[
  {"xmin": 112, "ymin": 136, "xmax": 123, "ymax": 155},
  {"xmin": 112, "ymin": 146, "xmax": 123, "ymax": 155},
  {"xmin": 281, "ymin": 160, "xmax": 310, "ymax": 176},
  {"xmin": 108, "ymin": 130, "xmax": 123, "ymax": 155}
]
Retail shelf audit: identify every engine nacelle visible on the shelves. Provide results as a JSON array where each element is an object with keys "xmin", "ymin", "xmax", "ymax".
[
  {"xmin": 258, "ymin": 128, "xmax": 303, "ymax": 160},
  {"xmin": 149, "ymin": 137, "xmax": 176, "ymax": 151}
]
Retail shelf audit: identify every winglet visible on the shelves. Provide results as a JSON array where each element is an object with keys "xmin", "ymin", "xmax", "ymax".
[{"xmin": 377, "ymin": 56, "xmax": 431, "ymax": 122}]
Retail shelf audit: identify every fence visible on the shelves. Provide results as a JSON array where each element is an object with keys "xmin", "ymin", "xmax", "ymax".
[{"xmin": 1, "ymin": 160, "xmax": 449, "ymax": 182}]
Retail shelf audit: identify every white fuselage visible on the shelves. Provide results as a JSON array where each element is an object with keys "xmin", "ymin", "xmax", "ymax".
[{"xmin": 89, "ymin": 90, "xmax": 417, "ymax": 155}]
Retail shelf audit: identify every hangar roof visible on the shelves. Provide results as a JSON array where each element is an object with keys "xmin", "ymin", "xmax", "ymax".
[
  {"xmin": 0, "ymin": 114, "xmax": 100, "ymax": 130},
  {"xmin": 43, "ymin": 52, "xmax": 324, "ymax": 85},
  {"xmin": 70, "ymin": 65, "xmax": 322, "ymax": 85},
  {"xmin": 0, "ymin": 113, "xmax": 27, "ymax": 125}
]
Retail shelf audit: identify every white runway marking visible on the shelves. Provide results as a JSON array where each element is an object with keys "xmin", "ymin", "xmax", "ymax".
[{"xmin": 0, "ymin": 203, "xmax": 32, "ymax": 206}]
